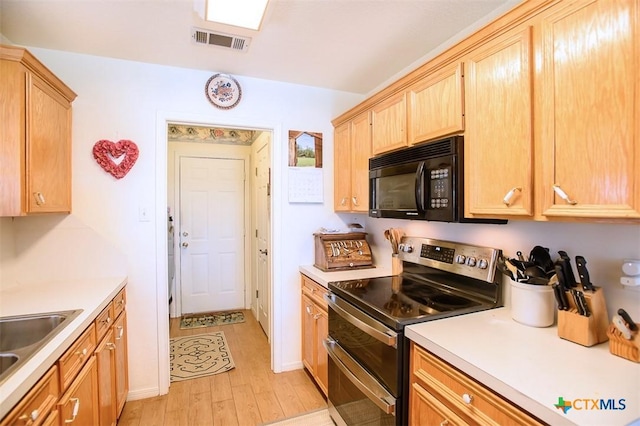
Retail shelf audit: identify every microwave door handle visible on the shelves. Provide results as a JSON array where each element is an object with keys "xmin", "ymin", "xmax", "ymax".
[{"xmin": 415, "ymin": 162, "xmax": 426, "ymax": 214}]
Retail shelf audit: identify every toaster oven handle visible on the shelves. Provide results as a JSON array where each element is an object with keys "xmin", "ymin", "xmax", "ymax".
[
  {"xmin": 415, "ymin": 161, "xmax": 426, "ymax": 215},
  {"xmin": 324, "ymin": 337, "xmax": 396, "ymax": 415},
  {"xmin": 324, "ymin": 293, "xmax": 397, "ymax": 348}
]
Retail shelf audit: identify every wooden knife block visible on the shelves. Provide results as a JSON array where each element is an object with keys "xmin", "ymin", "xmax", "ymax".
[
  {"xmin": 607, "ymin": 322, "xmax": 640, "ymax": 363},
  {"xmin": 557, "ymin": 286, "xmax": 609, "ymax": 347}
]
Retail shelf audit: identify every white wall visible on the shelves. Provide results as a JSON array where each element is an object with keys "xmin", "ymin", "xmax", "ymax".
[{"xmin": 0, "ymin": 46, "xmax": 363, "ymax": 400}]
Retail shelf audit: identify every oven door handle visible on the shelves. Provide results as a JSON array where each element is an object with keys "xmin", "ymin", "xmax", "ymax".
[
  {"xmin": 324, "ymin": 293, "xmax": 397, "ymax": 348},
  {"xmin": 324, "ymin": 337, "xmax": 396, "ymax": 415}
]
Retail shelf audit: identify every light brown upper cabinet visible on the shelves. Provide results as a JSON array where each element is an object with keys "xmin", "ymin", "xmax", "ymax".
[
  {"xmin": 407, "ymin": 62, "xmax": 464, "ymax": 146},
  {"xmin": 464, "ymin": 28, "xmax": 534, "ymax": 218},
  {"xmin": 0, "ymin": 45, "xmax": 77, "ymax": 217},
  {"xmin": 371, "ymin": 92, "xmax": 406, "ymax": 155},
  {"xmin": 535, "ymin": 0, "xmax": 640, "ymax": 220},
  {"xmin": 334, "ymin": 111, "xmax": 371, "ymax": 212}
]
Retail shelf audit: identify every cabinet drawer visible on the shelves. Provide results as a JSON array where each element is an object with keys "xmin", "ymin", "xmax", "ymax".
[
  {"xmin": 0, "ymin": 366, "xmax": 59, "ymax": 426},
  {"xmin": 58, "ymin": 324, "xmax": 97, "ymax": 392},
  {"xmin": 112, "ymin": 289, "xmax": 126, "ymax": 319},
  {"xmin": 412, "ymin": 344, "xmax": 543, "ymax": 426},
  {"xmin": 95, "ymin": 303, "xmax": 114, "ymax": 342},
  {"xmin": 301, "ymin": 275, "xmax": 327, "ymax": 310}
]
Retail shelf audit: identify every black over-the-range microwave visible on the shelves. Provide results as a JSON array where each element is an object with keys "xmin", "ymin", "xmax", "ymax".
[{"xmin": 369, "ymin": 135, "xmax": 506, "ymax": 224}]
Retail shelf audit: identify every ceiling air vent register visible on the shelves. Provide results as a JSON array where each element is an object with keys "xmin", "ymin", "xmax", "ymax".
[{"xmin": 191, "ymin": 27, "xmax": 251, "ymax": 52}]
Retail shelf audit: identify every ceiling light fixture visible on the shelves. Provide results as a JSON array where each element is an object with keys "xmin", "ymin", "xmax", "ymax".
[{"xmin": 203, "ymin": 0, "xmax": 269, "ymax": 31}]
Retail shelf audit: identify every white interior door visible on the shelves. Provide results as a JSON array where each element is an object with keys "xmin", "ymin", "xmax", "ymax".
[
  {"xmin": 179, "ymin": 156, "xmax": 245, "ymax": 314},
  {"xmin": 256, "ymin": 142, "xmax": 271, "ymax": 336}
]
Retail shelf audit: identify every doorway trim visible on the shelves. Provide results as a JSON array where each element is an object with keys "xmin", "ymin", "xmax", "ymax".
[{"xmin": 155, "ymin": 110, "xmax": 283, "ymax": 395}]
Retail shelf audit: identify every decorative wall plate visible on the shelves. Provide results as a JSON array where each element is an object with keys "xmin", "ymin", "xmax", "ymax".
[{"xmin": 205, "ymin": 73, "xmax": 242, "ymax": 109}]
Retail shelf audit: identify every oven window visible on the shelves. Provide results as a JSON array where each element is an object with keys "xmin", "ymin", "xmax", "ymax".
[
  {"xmin": 329, "ymin": 307, "xmax": 399, "ymax": 395},
  {"xmin": 372, "ymin": 173, "xmax": 417, "ymax": 210}
]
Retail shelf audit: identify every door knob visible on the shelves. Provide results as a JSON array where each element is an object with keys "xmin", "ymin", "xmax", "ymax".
[{"xmin": 182, "ymin": 242, "xmax": 189, "ymax": 248}]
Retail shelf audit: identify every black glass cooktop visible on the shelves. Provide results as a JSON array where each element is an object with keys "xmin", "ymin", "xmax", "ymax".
[{"xmin": 328, "ymin": 275, "xmax": 490, "ymax": 329}]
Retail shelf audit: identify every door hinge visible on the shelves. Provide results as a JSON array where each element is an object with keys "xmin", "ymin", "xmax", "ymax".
[{"xmin": 256, "ymin": 290, "xmax": 259, "ymax": 298}]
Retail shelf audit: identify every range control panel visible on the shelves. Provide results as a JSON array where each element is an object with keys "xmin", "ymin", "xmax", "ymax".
[{"xmin": 398, "ymin": 236, "xmax": 500, "ymax": 283}]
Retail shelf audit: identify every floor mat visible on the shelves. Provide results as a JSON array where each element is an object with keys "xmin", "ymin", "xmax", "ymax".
[
  {"xmin": 170, "ymin": 332, "xmax": 235, "ymax": 382},
  {"xmin": 180, "ymin": 310, "xmax": 245, "ymax": 329}
]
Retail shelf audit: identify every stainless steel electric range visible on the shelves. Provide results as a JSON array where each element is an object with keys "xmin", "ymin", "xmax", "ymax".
[{"xmin": 324, "ymin": 237, "xmax": 503, "ymax": 426}]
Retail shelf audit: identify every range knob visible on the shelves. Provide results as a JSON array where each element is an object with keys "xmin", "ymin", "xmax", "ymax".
[
  {"xmin": 466, "ymin": 257, "xmax": 477, "ymax": 267},
  {"xmin": 399, "ymin": 243, "xmax": 413, "ymax": 253},
  {"xmin": 455, "ymin": 255, "xmax": 466, "ymax": 264},
  {"xmin": 477, "ymin": 259, "xmax": 489, "ymax": 269}
]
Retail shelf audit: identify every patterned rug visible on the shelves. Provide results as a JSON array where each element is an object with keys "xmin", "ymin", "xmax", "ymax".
[
  {"xmin": 180, "ymin": 310, "xmax": 245, "ymax": 329},
  {"xmin": 261, "ymin": 409, "xmax": 333, "ymax": 426},
  {"xmin": 170, "ymin": 332, "xmax": 235, "ymax": 382}
]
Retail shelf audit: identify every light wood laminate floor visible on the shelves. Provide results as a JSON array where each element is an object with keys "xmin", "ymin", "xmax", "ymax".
[{"xmin": 117, "ymin": 310, "xmax": 327, "ymax": 425}]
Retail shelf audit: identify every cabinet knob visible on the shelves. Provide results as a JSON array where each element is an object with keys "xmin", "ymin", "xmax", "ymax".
[
  {"xmin": 182, "ymin": 242, "xmax": 189, "ymax": 248},
  {"xmin": 18, "ymin": 409, "xmax": 39, "ymax": 422},
  {"xmin": 352, "ymin": 196, "xmax": 359, "ymax": 206},
  {"xmin": 440, "ymin": 421, "xmax": 449, "ymax": 426},
  {"xmin": 462, "ymin": 393, "xmax": 473, "ymax": 404},
  {"xmin": 341, "ymin": 197, "xmax": 347, "ymax": 206},
  {"xmin": 106, "ymin": 342, "xmax": 116, "ymax": 351}
]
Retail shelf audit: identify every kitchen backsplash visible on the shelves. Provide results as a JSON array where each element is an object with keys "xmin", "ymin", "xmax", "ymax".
[
  {"xmin": 0, "ymin": 215, "xmax": 126, "ymax": 287},
  {"xmin": 350, "ymin": 215, "xmax": 640, "ymax": 321}
]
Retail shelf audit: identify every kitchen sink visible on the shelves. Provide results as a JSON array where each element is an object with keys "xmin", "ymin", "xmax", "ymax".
[{"xmin": 0, "ymin": 309, "xmax": 82, "ymax": 384}]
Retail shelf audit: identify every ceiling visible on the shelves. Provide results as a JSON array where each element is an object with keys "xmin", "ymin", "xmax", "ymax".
[{"xmin": 0, "ymin": 0, "xmax": 518, "ymax": 95}]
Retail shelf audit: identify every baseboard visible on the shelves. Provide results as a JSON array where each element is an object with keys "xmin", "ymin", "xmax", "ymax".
[
  {"xmin": 126, "ymin": 386, "xmax": 162, "ymax": 401},
  {"xmin": 280, "ymin": 360, "xmax": 304, "ymax": 372}
]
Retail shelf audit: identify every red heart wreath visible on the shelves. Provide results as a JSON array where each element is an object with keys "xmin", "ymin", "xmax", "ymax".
[{"xmin": 93, "ymin": 139, "xmax": 139, "ymax": 179}]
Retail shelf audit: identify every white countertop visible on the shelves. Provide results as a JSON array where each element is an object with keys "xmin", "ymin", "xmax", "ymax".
[
  {"xmin": 299, "ymin": 264, "xmax": 394, "ymax": 288},
  {"xmin": 0, "ymin": 276, "xmax": 127, "ymax": 419},
  {"xmin": 406, "ymin": 308, "xmax": 640, "ymax": 426}
]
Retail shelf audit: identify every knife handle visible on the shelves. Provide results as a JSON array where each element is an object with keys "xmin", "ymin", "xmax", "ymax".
[
  {"xmin": 558, "ymin": 251, "xmax": 577, "ymax": 286},
  {"xmin": 617, "ymin": 308, "xmax": 638, "ymax": 331},
  {"xmin": 552, "ymin": 284, "xmax": 567, "ymax": 310},
  {"xmin": 576, "ymin": 291, "xmax": 590, "ymax": 317}
]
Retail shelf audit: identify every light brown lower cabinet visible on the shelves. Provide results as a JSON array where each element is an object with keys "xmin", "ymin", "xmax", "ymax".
[
  {"xmin": 410, "ymin": 342, "xmax": 544, "ymax": 425},
  {"xmin": 0, "ymin": 366, "xmax": 59, "ymax": 426},
  {"xmin": 95, "ymin": 328, "xmax": 117, "ymax": 426},
  {"xmin": 300, "ymin": 274, "xmax": 328, "ymax": 396},
  {"xmin": 0, "ymin": 288, "xmax": 128, "ymax": 425},
  {"xmin": 57, "ymin": 356, "xmax": 99, "ymax": 425},
  {"xmin": 113, "ymin": 312, "xmax": 129, "ymax": 418}
]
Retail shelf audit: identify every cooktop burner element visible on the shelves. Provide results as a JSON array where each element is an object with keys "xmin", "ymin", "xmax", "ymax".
[{"xmin": 328, "ymin": 237, "xmax": 503, "ymax": 330}]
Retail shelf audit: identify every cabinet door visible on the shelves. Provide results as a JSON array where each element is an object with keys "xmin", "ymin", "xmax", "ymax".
[
  {"xmin": 536, "ymin": 0, "xmax": 640, "ymax": 220},
  {"xmin": 26, "ymin": 72, "xmax": 72, "ymax": 214},
  {"xmin": 301, "ymin": 293, "xmax": 316, "ymax": 373},
  {"xmin": 371, "ymin": 92, "xmax": 406, "ymax": 155},
  {"xmin": 410, "ymin": 382, "xmax": 468, "ymax": 426},
  {"xmin": 334, "ymin": 122, "xmax": 352, "ymax": 211},
  {"xmin": 464, "ymin": 27, "xmax": 534, "ymax": 218},
  {"xmin": 350, "ymin": 111, "xmax": 371, "ymax": 212},
  {"xmin": 95, "ymin": 329, "xmax": 116, "ymax": 426},
  {"xmin": 315, "ymin": 307, "xmax": 328, "ymax": 396},
  {"xmin": 58, "ymin": 356, "xmax": 99, "ymax": 426},
  {"xmin": 408, "ymin": 62, "xmax": 464, "ymax": 145},
  {"xmin": 113, "ymin": 313, "xmax": 129, "ymax": 418}
]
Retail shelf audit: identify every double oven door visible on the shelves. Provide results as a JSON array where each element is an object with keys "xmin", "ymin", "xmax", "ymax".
[{"xmin": 324, "ymin": 292, "xmax": 406, "ymax": 426}]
